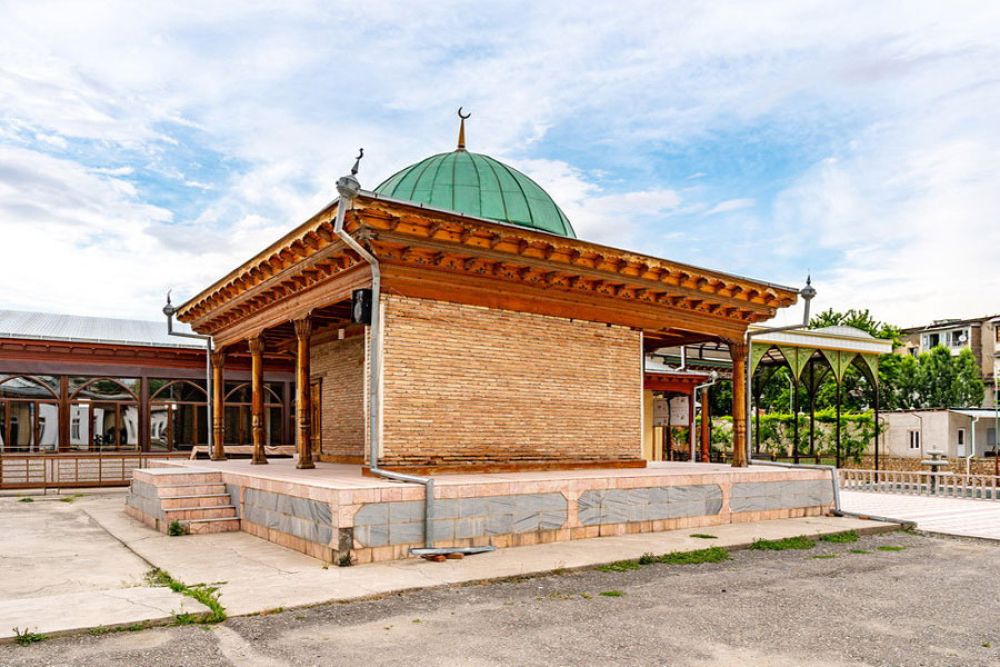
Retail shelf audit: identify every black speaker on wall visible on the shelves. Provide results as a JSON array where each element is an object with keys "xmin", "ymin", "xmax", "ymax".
[{"xmin": 351, "ymin": 288, "xmax": 373, "ymax": 325}]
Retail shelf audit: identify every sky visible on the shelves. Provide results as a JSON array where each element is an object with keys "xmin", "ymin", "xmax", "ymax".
[{"xmin": 2, "ymin": 1, "xmax": 999, "ymax": 328}]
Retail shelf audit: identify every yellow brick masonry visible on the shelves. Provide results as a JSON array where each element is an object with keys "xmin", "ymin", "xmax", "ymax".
[
  {"xmin": 311, "ymin": 334, "xmax": 365, "ymax": 460},
  {"xmin": 378, "ymin": 294, "xmax": 643, "ymax": 467}
]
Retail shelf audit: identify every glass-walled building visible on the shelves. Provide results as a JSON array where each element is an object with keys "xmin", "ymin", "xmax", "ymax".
[{"xmin": 0, "ymin": 310, "xmax": 294, "ymax": 454}]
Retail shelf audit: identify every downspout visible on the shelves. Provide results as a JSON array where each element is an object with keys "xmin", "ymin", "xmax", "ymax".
[
  {"xmin": 745, "ymin": 277, "xmax": 817, "ymax": 464},
  {"xmin": 332, "ymin": 154, "xmax": 491, "ymax": 557},
  {"xmin": 162, "ymin": 294, "xmax": 212, "ymax": 454}
]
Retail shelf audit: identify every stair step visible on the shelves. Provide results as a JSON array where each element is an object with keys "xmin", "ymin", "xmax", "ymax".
[
  {"xmin": 185, "ymin": 517, "xmax": 241, "ymax": 534},
  {"xmin": 160, "ymin": 494, "xmax": 232, "ymax": 509},
  {"xmin": 163, "ymin": 506, "xmax": 238, "ymax": 521},
  {"xmin": 157, "ymin": 484, "xmax": 228, "ymax": 497}
]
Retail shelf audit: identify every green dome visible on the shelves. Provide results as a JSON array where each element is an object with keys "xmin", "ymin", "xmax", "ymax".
[{"xmin": 373, "ymin": 150, "xmax": 576, "ymax": 238}]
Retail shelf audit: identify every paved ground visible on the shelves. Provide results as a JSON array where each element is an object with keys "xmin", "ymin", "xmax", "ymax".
[
  {"xmin": 841, "ymin": 490, "xmax": 1000, "ymax": 540},
  {"xmin": 2, "ymin": 530, "xmax": 998, "ymax": 666},
  {"xmin": 3, "ymin": 492, "xmax": 881, "ymax": 641},
  {"xmin": 0, "ymin": 495, "xmax": 208, "ymax": 640}
]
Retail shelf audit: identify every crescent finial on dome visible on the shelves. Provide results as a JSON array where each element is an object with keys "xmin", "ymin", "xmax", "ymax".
[{"xmin": 457, "ymin": 107, "xmax": 470, "ymax": 150}]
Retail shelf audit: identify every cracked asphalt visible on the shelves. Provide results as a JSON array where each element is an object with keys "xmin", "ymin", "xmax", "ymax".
[{"xmin": 3, "ymin": 530, "xmax": 999, "ymax": 666}]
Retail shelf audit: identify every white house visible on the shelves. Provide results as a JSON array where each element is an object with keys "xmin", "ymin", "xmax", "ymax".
[{"xmin": 878, "ymin": 408, "xmax": 1000, "ymax": 459}]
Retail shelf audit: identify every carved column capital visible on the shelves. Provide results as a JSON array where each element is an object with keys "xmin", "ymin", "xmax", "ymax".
[{"xmin": 293, "ymin": 315, "xmax": 312, "ymax": 340}]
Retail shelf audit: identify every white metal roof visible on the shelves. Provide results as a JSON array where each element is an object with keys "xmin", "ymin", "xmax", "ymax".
[
  {"xmin": 749, "ymin": 324, "xmax": 892, "ymax": 356},
  {"xmin": 0, "ymin": 310, "xmax": 204, "ymax": 349}
]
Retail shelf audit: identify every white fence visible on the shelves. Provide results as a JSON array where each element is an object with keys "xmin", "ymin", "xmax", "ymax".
[{"xmin": 839, "ymin": 469, "xmax": 1000, "ymax": 501}]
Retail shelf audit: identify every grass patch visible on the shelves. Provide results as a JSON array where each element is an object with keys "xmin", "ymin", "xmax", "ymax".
[
  {"xmin": 689, "ymin": 533, "xmax": 718, "ymax": 539},
  {"xmin": 848, "ymin": 549, "xmax": 871, "ymax": 555},
  {"xmin": 17, "ymin": 496, "xmax": 34, "ymax": 503},
  {"xmin": 877, "ymin": 545, "xmax": 906, "ymax": 552},
  {"xmin": 599, "ymin": 590, "xmax": 624, "ymax": 597},
  {"xmin": 638, "ymin": 552, "xmax": 657, "ymax": 565},
  {"xmin": 146, "ymin": 569, "xmax": 226, "ymax": 624},
  {"xmin": 657, "ymin": 547, "xmax": 730, "ymax": 565},
  {"xmin": 59, "ymin": 494, "xmax": 83, "ymax": 503},
  {"xmin": 12, "ymin": 627, "xmax": 46, "ymax": 646},
  {"xmin": 819, "ymin": 530, "xmax": 859, "ymax": 544},
  {"xmin": 750, "ymin": 536, "xmax": 815, "ymax": 551},
  {"xmin": 595, "ymin": 560, "xmax": 642, "ymax": 573},
  {"xmin": 811, "ymin": 554, "xmax": 837, "ymax": 559}
]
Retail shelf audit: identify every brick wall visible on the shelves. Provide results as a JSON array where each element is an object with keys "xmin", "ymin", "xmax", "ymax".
[
  {"xmin": 378, "ymin": 294, "xmax": 643, "ymax": 467},
  {"xmin": 311, "ymin": 334, "xmax": 366, "ymax": 461}
]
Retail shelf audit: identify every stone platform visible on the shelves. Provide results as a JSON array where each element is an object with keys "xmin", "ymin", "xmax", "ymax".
[{"xmin": 126, "ymin": 459, "xmax": 836, "ymax": 564}]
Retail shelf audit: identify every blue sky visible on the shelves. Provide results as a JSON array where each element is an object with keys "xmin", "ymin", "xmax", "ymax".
[{"xmin": 2, "ymin": 1, "xmax": 999, "ymax": 327}]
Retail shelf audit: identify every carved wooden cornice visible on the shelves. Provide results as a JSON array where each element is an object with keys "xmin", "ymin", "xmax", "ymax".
[{"xmin": 177, "ymin": 194, "xmax": 798, "ymax": 341}]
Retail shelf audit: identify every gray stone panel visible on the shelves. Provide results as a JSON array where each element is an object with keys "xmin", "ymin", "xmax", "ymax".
[
  {"xmin": 578, "ymin": 484, "xmax": 723, "ymax": 526},
  {"xmin": 730, "ymin": 480, "xmax": 834, "ymax": 513},
  {"xmin": 353, "ymin": 492, "xmax": 568, "ymax": 547},
  {"xmin": 243, "ymin": 488, "xmax": 333, "ymax": 545}
]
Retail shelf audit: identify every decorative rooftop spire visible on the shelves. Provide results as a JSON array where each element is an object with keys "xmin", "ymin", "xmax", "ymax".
[{"xmin": 457, "ymin": 107, "xmax": 470, "ymax": 150}]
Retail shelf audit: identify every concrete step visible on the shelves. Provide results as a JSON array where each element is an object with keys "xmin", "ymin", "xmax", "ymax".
[
  {"xmin": 186, "ymin": 517, "xmax": 241, "ymax": 534},
  {"xmin": 134, "ymin": 470, "xmax": 224, "ymax": 486},
  {"xmin": 157, "ymin": 483, "xmax": 228, "ymax": 497},
  {"xmin": 160, "ymin": 494, "xmax": 232, "ymax": 509},
  {"xmin": 163, "ymin": 506, "xmax": 237, "ymax": 522}
]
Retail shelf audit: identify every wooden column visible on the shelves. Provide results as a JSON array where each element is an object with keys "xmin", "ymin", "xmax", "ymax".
[
  {"xmin": 211, "ymin": 350, "xmax": 227, "ymax": 461},
  {"xmin": 729, "ymin": 339, "xmax": 749, "ymax": 468},
  {"xmin": 248, "ymin": 336, "xmax": 268, "ymax": 465},
  {"xmin": 294, "ymin": 317, "xmax": 315, "ymax": 469},
  {"xmin": 700, "ymin": 385, "xmax": 711, "ymax": 463}
]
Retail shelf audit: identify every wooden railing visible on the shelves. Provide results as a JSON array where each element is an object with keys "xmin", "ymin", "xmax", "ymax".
[
  {"xmin": 839, "ymin": 468, "xmax": 1000, "ymax": 501},
  {"xmin": 0, "ymin": 452, "xmax": 189, "ymax": 490}
]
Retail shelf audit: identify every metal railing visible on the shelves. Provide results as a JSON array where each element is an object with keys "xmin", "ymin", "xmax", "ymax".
[
  {"xmin": 0, "ymin": 452, "xmax": 188, "ymax": 490},
  {"xmin": 839, "ymin": 468, "xmax": 1000, "ymax": 501}
]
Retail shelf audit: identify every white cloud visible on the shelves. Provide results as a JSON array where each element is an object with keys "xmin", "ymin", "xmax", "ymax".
[
  {"xmin": 0, "ymin": 0, "xmax": 999, "ymax": 326},
  {"xmin": 705, "ymin": 198, "xmax": 755, "ymax": 216}
]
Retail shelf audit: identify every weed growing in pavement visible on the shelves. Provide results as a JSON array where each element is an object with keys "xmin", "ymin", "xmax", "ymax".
[
  {"xmin": 12, "ymin": 627, "xmax": 46, "ymax": 646},
  {"xmin": 596, "ymin": 560, "xmax": 642, "ymax": 572},
  {"xmin": 750, "ymin": 536, "xmax": 815, "ymax": 551},
  {"xmin": 17, "ymin": 496, "xmax": 34, "ymax": 503},
  {"xmin": 849, "ymin": 549, "xmax": 871, "ymax": 555},
  {"xmin": 167, "ymin": 520, "xmax": 188, "ymax": 536},
  {"xmin": 173, "ymin": 612, "xmax": 198, "ymax": 626},
  {"xmin": 337, "ymin": 553, "xmax": 354, "ymax": 567},
  {"xmin": 689, "ymin": 533, "xmax": 718, "ymax": 539},
  {"xmin": 599, "ymin": 590, "xmax": 624, "ymax": 597},
  {"xmin": 657, "ymin": 547, "xmax": 730, "ymax": 565},
  {"xmin": 638, "ymin": 552, "xmax": 657, "ymax": 565},
  {"xmin": 819, "ymin": 530, "xmax": 859, "ymax": 544},
  {"xmin": 147, "ymin": 569, "xmax": 226, "ymax": 623},
  {"xmin": 579, "ymin": 592, "xmax": 592, "ymax": 600},
  {"xmin": 877, "ymin": 545, "xmax": 905, "ymax": 552},
  {"xmin": 59, "ymin": 494, "xmax": 83, "ymax": 503},
  {"xmin": 983, "ymin": 642, "xmax": 993, "ymax": 648},
  {"xmin": 811, "ymin": 554, "xmax": 837, "ymax": 559}
]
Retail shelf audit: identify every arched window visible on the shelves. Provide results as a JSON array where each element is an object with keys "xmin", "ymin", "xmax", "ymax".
[
  {"xmin": 0, "ymin": 376, "xmax": 59, "ymax": 453},
  {"xmin": 224, "ymin": 382, "xmax": 285, "ymax": 446},
  {"xmin": 69, "ymin": 378, "xmax": 140, "ymax": 452},
  {"xmin": 149, "ymin": 380, "xmax": 207, "ymax": 452}
]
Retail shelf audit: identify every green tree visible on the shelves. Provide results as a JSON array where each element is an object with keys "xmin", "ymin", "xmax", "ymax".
[{"xmin": 810, "ymin": 308, "xmax": 901, "ymax": 347}]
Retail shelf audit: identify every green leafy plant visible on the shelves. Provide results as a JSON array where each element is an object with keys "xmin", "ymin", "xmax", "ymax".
[
  {"xmin": 595, "ymin": 560, "xmax": 641, "ymax": 572},
  {"xmin": 811, "ymin": 554, "xmax": 837, "ymax": 559},
  {"xmin": 690, "ymin": 533, "xmax": 718, "ymax": 539},
  {"xmin": 17, "ymin": 497, "xmax": 33, "ymax": 503},
  {"xmin": 877, "ymin": 545, "xmax": 905, "ymax": 552},
  {"xmin": 657, "ymin": 547, "xmax": 730, "ymax": 565},
  {"xmin": 750, "ymin": 536, "xmax": 815, "ymax": 551},
  {"xmin": 60, "ymin": 494, "xmax": 83, "ymax": 503},
  {"xmin": 599, "ymin": 590, "xmax": 624, "ymax": 597},
  {"xmin": 12, "ymin": 627, "xmax": 46, "ymax": 646},
  {"xmin": 147, "ymin": 569, "xmax": 226, "ymax": 623},
  {"xmin": 638, "ymin": 552, "xmax": 656, "ymax": 565},
  {"xmin": 167, "ymin": 520, "xmax": 188, "ymax": 537},
  {"xmin": 819, "ymin": 530, "xmax": 859, "ymax": 544},
  {"xmin": 849, "ymin": 549, "xmax": 871, "ymax": 554}
]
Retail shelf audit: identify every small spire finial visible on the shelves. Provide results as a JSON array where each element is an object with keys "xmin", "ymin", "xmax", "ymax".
[
  {"xmin": 457, "ymin": 107, "xmax": 471, "ymax": 150},
  {"xmin": 351, "ymin": 148, "xmax": 364, "ymax": 176}
]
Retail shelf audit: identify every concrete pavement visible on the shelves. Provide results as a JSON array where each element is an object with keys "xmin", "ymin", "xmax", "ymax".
[
  {"xmin": 841, "ymin": 489, "xmax": 1000, "ymax": 540},
  {"xmin": 0, "ymin": 496, "xmax": 208, "ymax": 641},
  {"xmin": 83, "ymin": 496, "xmax": 889, "ymax": 617},
  {"xmin": 0, "ymin": 493, "xmax": 895, "ymax": 642}
]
